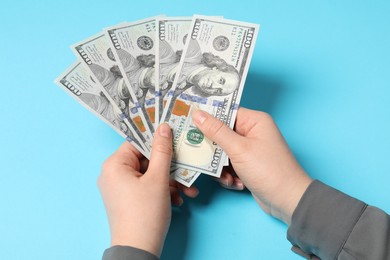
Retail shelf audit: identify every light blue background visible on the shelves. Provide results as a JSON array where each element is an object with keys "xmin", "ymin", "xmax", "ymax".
[{"xmin": 0, "ymin": 1, "xmax": 389, "ymax": 259}]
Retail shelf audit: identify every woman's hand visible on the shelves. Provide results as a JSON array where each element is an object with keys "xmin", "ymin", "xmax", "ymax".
[
  {"xmin": 193, "ymin": 108, "xmax": 312, "ymax": 225},
  {"xmin": 98, "ymin": 123, "xmax": 197, "ymax": 257}
]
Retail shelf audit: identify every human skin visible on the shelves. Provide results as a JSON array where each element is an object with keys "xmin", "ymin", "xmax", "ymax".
[
  {"xmin": 191, "ymin": 68, "xmax": 240, "ymax": 96},
  {"xmin": 98, "ymin": 123, "xmax": 198, "ymax": 257},
  {"xmin": 192, "ymin": 107, "xmax": 312, "ymax": 224},
  {"xmin": 99, "ymin": 107, "xmax": 312, "ymax": 257}
]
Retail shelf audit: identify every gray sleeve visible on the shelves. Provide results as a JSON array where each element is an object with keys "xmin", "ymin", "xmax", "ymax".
[
  {"xmin": 102, "ymin": 245, "xmax": 159, "ymax": 260},
  {"xmin": 287, "ymin": 180, "xmax": 390, "ymax": 260}
]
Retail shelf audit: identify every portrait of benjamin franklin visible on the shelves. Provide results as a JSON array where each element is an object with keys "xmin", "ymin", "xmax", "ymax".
[{"xmin": 167, "ymin": 39, "xmax": 241, "ymax": 99}]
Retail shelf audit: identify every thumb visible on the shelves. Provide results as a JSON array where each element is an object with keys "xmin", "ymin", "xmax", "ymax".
[
  {"xmin": 146, "ymin": 123, "xmax": 173, "ymax": 181},
  {"xmin": 192, "ymin": 110, "xmax": 243, "ymax": 156}
]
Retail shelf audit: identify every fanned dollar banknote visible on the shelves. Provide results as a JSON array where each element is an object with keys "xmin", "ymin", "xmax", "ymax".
[
  {"xmin": 105, "ymin": 16, "xmax": 161, "ymax": 133},
  {"xmin": 55, "ymin": 15, "xmax": 259, "ymax": 187},
  {"xmin": 161, "ymin": 15, "xmax": 259, "ymax": 177},
  {"xmin": 71, "ymin": 33, "xmax": 153, "ymax": 152},
  {"xmin": 54, "ymin": 61, "xmax": 148, "ymax": 157}
]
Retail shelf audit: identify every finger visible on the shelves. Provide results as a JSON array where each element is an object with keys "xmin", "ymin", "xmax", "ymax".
[
  {"xmin": 139, "ymin": 157, "xmax": 150, "ymax": 174},
  {"xmin": 178, "ymin": 184, "xmax": 199, "ymax": 198},
  {"xmin": 231, "ymin": 177, "xmax": 245, "ymax": 190},
  {"xmin": 234, "ymin": 107, "xmax": 253, "ymax": 135},
  {"xmin": 114, "ymin": 141, "xmax": 143, "ymax": 158},
  {"xmin": 169, "ymin": 179, "xmax": 199, "ymax": 198},
  {"xmin": 215, "ymin": 173, "xmax": 244, "ymax": 190},
  {"xmin": 192, "ymin": 110, "xmax": 244, "ymax": 156},
  {"xmin": 234, "ymin": 107, "xmax": 272, "ymax": 137},
  {"xmin": 108, "ymin": 141, "xmax": 143, "ymax": 169},
  {"xmin": 146, "ymin": 123, "xmax": 173, "ymax": 181},
  {"xmin": 170, "ymin": 186, "xmax": 184, "ymax": 206},
  {"xmin": 216, "ymin": 170, "xmax": 234, "ymax": 187}
]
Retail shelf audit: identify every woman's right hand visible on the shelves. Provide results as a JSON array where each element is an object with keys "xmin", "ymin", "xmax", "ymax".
[{"xmin": 192, "ymin": 107, "xmax": 312, "ymax": 225}]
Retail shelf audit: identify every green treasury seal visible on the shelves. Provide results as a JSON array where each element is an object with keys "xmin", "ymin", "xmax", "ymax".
[{"xmin": 186, "ymin": 129, "xmax": 204, "ymax": 145}]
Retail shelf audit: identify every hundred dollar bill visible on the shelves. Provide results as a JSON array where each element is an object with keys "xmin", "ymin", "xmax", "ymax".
[
  {"xmin": 155, "ymin": 17, "xmax": 192, "ymax": 124},
  {"xmin": 105, "ymin": 16, "xmax": 160, "ymax": 132},
  {"xmin": 161, "ymin": 16, "xmax": 259, "ymax": 176},
  {"xmin": 55, "ymin": 61, "xmax": 148, "ymax": 157},
  {"xmin": 156, "ymin": 16, "xmax": 229, "ymax": 168},
  {"xmin": 71, "ymin": 32, "xmax": 153, "ymax": 152}
]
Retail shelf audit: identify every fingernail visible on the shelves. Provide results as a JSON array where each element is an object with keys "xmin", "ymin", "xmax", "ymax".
[
  {"xmin": 178, "ymin": 197, "xmax": 184, "ymax": 206},
  {"xmin": 194, "ymin": 189, "xmax": 199, "ymax": 197},
  {"xmin": 234, "ymin": 182, "xmax": 244, "ymax": 190},
  {"xmin": 191, "ymin": 189, "xmax": 200, "ymax": 198},
  {"xmin": 224, "ymin": 178, "xmax": 232, "ymax": 187},
  {"xmin": 159, "ymin": 123, "xmax": 171, "ymax": 138},
  {"xmin": 193, "ymin": 110, "xmax": 207, "ymax": 125}
]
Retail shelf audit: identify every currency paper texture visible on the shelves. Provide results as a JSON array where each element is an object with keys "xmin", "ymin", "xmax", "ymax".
[
  {"xmin": 155, "ymin": 17, "xmax": 192, "ymax": 124},
  {"xmin": 56, "ymin": 62, "xmax": 198, "ymax": 186},
  {"xmin": 171, "ymin": 168, "xmax": 201, "ymax": 187},
  {"xmin": 71, "ymin": 33, "xmax": 153, "ymax": 152},
  {"xmin": 55, "ymin": 61, "xmax": 147, "ymax": 156},
  {"xmin": 105, "ymin": 16, "xmax": 160, "ymax": 133},
  {"xmin": 155, "ymin": 17, "xmax": 229, "ymax": 179},
  {"xmin": 156, "ymin": 16, "xmax": 229, "ymax": 168},
  {"xmin": 162, "ymin": 16, "xmax": 259, "ymax": 176},
  {"xmin": 57, "ymin": 15, "xmax": 259, "ymax": 187}
]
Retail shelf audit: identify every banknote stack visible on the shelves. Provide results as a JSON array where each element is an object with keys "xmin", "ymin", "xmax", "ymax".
[{"xmin": 55, "ymin": 15, "xmax": 259, "ymax": 187}]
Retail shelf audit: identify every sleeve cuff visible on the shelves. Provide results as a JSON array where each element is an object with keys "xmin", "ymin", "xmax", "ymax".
[
  {"xmin": 287, "ymin": 180, "xmax": 367, "ymax": 259},
  {"xmin": 102, "ymin": 245, "xmax": 159, "ymax": 260}
]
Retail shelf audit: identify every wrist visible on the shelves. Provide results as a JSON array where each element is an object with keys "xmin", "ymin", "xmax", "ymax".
[
  {"xmin": 281, "ymin": 174, "xmax": 312, "ymax": 226},
  {"xmin": 271, "ymin": 172, "xmax": 312, "ymax": 225},
  {"xmin": 111, "ymin": 237, "xmax": 162, "ymax": 258},
  {"xmin": 110, "ymin": 227, "xmax": 164, "ymax": 257}
]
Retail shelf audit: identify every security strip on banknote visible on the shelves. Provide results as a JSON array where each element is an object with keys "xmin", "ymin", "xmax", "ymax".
[{"xmin": 161, "ymin": 15, "xmax": 259, "ymax": 177}]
